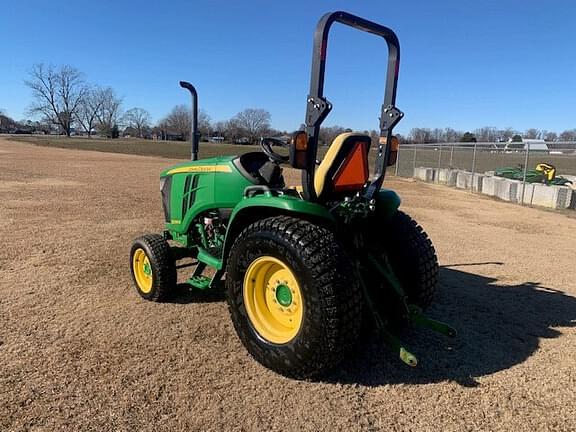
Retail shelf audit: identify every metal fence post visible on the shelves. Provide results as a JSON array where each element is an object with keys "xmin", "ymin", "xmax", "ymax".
[
  {"xmin": 520, "ymin": 143, "xmax": 530, "ymax": 205},
  {"xmin": 412, "ymin": 145, "xmax": 417, "ymax": 174},
  {"xmin": 470, "ymin": 142, "xmax": 477, "ymax": 192},
  {"xmin": 394, "ymin": 144, "xmax": 400, "ymax": 176},
  {"xmin": 449, "ymin": 145, "xmax": 454, "ymax": 167},
  {"xmin": 437, "ymin": 144, "xmax": 443, "ymax": 182}
]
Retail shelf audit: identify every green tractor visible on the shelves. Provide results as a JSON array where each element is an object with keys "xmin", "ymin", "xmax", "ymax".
[{"xmin": 130, "ymin": 11, "xmax": 455, "ymax": 379}]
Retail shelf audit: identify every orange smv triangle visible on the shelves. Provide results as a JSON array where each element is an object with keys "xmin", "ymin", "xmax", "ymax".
[{"xmin": 333, "ymin": 141, "xmax": 369, "ymax": 191}]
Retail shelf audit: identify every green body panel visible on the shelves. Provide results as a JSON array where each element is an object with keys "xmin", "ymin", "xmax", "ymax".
[
  {"xmin": 220, "ymin": 192, "xmax": 335, "ymax": 262},
  {"xmin": 161, "ymin": 156, "xmax": 254, "ymax": 236},
  {"xmin": 228, "ymin": 193, "xmax": 334, "ymax": 223},
  {"xmin": 375, "ymin": 189, "xmax": 401, "ymax": 219},
  {"xmin": 197, "ymin": 248, "xmax": 222, "ymax": 269},
  {"xmin": 159, "ymin": 156, "xmax": 234, "ymax": 177},
  {"xmin": 160, "ymin": 154, "xmax": 401, "ymax": 266}
]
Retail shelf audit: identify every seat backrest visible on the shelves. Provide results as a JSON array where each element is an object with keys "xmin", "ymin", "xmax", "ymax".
[{"xmin": 314, "ymin": 132, "xmax": 371, "ymax": 200}]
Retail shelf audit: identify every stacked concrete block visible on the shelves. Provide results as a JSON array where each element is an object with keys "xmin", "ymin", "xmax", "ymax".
[
  {"xmin": 437, "ymin": 168, "xmax": 454, "ymax": 185},
  {"xmin": 413, "ymin": 167, "xmax": 435, "ymax": 182},
  {"xmin": 412, "ymin": 167, "xmax": 423, "ymax": 180},
  {"xmin": 482, "ymin": 175, "xmax": 500, "ymax": 197},
  {"xmin": 447, "ymin": 170, "xmax": 459, "ymax": 187},
  {"xmin": 471, "ymin": 174, "xmax": 485, "ymax": 193},
  {"xmin": 412, "ymin": 166, "xmax": 575, "ymax": 211},
  {"xmin": 517, "ymin": 183, "xmax": 534, "ymax": 206},
  {"xmin": 481, "ymin": 176, "xmax": 518, "ymax": 201},
  {"xmin": 518, "ymin": 183, "xmax": 574, "ymax": 209},
  {"xmin": 496, "ymin": 179, "xmax": 519, "ymax": 202},
  {"xmin": 456, "ymin": 171, "xmax": 472, "ymax": 189}
]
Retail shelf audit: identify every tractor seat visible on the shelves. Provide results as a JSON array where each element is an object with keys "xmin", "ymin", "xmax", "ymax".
[
  {"xmin": 233, "ymin": 152, "xmax": 285, "ymax": 188},
  {"xmin": 313, "ymin": 132, "xmax": 372, "ymax": 200}
]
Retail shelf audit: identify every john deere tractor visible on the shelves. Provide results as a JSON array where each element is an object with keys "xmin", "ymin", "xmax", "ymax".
[{"xmin": 130, "ymin": 11, "xmax": 455, "ymax": 379}]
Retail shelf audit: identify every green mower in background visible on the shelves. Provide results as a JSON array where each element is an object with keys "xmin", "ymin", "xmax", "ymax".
[
  {"xmin": 130, "ymin": 11, "xmax": 455, "ymax": 379},
  {"xmin": 495, "ymin": 163, "xmax": 573, "ymax": 186}
]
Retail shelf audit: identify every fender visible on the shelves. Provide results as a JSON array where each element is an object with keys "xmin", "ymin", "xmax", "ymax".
[
  {"xmin": 222, "ymin": 193, "xmax": 335, "ymax": 267},
  {"xmin": 375, "ymin": 189, "xmax": 401, "ymax": 219}
]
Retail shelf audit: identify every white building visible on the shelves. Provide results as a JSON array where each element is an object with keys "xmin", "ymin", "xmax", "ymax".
[{"xmin": 505, "ymin": 139, "xmax": 549, "ymax": 152}]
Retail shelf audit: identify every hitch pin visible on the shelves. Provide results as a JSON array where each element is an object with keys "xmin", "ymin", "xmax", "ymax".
[{"xmin": 381, "ymin": 327, "xmax": 418, "ymax": 368}]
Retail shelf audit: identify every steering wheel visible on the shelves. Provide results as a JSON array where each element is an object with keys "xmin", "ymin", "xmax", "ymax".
[{"xmin": 260, "ymin": 137, "xmax": 289, "ymax": 164}]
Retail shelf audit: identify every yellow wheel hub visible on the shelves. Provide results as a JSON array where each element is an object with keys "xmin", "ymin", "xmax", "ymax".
[
  {"xmin": 132, "ymin": 248, "xmax": 153, "ymax": 294},
  {"xmin": 243, "ymin": 256, "xmax": 303, "ymax": 344}
]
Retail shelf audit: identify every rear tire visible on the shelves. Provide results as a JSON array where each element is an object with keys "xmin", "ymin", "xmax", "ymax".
[
  {"xmin": 365, "ymin": 210, "xmax": 438, "ymax": 313},
  {"xmin": 130, "ymin": 234, "xmax": 176, "ymax": 302},
  {"xmin": 225, "ymin": 216, "xmax": 362, "ymax": 379}
]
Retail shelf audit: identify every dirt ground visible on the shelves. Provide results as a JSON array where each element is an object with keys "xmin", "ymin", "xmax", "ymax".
[{"xmin": 1, "ymin": 137, "xmax": 575, "ymax": 432}]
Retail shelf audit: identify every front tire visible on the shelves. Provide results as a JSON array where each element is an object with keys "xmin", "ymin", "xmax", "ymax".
[
  {"xmin": 225, "ymin": 216, "xmax": 362, "ymax": 379},
  {"xmin": 130, "ymin": 234, "xmax": 176, "ymax": 302}
]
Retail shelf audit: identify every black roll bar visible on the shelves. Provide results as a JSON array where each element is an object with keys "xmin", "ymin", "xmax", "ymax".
[
  {"xmin": 301, "ymin": 11, "xmax": 404, "ymax": 201},
  {"xmin": 179, "ymin": 81, "xmax": 200, "ymax": 161}
]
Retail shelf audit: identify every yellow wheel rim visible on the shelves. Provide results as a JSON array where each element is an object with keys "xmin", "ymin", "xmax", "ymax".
[
  {"xmin": 243, "ymin": 256, "xmax": 303, "ymax": 344},
  {"xmin": 132, "ymin": 248, "xmax": 153, "ymax": 294}
]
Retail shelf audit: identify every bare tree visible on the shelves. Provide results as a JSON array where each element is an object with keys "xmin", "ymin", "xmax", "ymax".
[
  {"xmin": 0, "ymin": 110, "xmax": 18, "ymax": 131},
  {"xmin": 212, "ymin": 120, "xmax": 228, "ymax": 137},
  {"xmin": 123, "ymin": 107, "xmax": 151, "ymax": 138},
  {"xmin": 409, "ymin": 128, "xmax": 433, "ymax": 144},
  {"xmin": 524, "ymin": 128, "xmax": 540, "ymax": 139},
  {"xmin": 319, "ymin": 125, "xmax": 347, "ymax": 146},
  {"xmin": 158, "ymin": 105, "xmax": 212, "ymax": 140},
  {"xmin": 76, "ymin": 87, "xmax": 106, "ymax": 137},
  {"xmin": 444, "ymin": 127, "xmax": 462, "ymax": 142},
  {"xmin": 155, "ymin": 119, "xmax": 170, "ymax": 140},
  {"xmin": 162, "ymin": 105, "xmax": 191, "ymax": 140},
  {"xmin": 94, "ymin": 87, "xmax": 122, "ymax": 137},
  {"xmin": 474, "ymin": 126, "xmax": 498, "ymax": 142},
  {"xmin": 233, "ymin": 108, "xmax": 271, "ymax": 143},
  {"xmin": 198, "ymin": 110, "xmax": 212, "ymax": 138},
  {"xmin": 544, "ymin": 131, "xmax": 558, "ymax": 142},
  {"xmin": 222, "ymin": 119, "xmax": 243, "ymax": 142},
  {"xmin": 498, "ymin": 128, "xmax": 517, "ymax": 141},
  {"xmin": 25, "ymin": 64, "xmax": 87, "ymax": 136},
  {"xmin": 559, "ymin": 129, "xmax": 576, "ymax": 141}
]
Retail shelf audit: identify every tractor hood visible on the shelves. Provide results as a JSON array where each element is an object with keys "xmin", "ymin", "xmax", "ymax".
[{"xmin": 160, "ymin": 156, "xmax": 236, "ymax": 177}]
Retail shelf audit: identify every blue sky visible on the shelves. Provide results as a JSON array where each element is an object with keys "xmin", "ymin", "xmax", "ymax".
[{"xmin": 1, "ymin": 0, "xmax": 575, "ymax": 135}]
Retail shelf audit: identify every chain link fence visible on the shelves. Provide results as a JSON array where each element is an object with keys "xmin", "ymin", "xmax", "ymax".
[
  {"xmin": 390, "ymin": 142, "xmax": 576, "ymax": 208},
  {"xmin": 394, "ymin": 142, "xmax": 576, "ymax": 178}
]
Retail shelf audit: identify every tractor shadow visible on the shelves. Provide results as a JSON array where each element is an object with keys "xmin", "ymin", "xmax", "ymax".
[
  {"xmin": 327, "ymin": 266, "xmax": 576, "ymax": 387},
  {"xmin": 169, "ymin": 282, "xmax": 226, "ymax": 304},
  {"xmin": 167, "ymin": 255, "xmax": 226, "ymax": 304}
]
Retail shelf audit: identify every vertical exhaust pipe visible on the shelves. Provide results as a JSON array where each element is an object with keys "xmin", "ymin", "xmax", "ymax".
[{"xmin": 179, "ymin": 81, "xmax": 200, "ymax": 161}]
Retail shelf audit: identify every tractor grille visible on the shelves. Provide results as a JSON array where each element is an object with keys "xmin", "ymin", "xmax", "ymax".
[
  {"xmin": 160, "ymin": 176, "xmax": 172, "ymax": 223},
  {"xmin": 181, "ymin": 175, "xmax": 200, "ymax": 219}
]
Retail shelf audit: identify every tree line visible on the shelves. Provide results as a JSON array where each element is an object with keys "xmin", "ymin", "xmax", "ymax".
[
  {"xmin": 6, "ymin": 63, "xmax": 281, "ymax": 143},
  {"xmin": 402, "ymin": 127, "xmax": 576, "ymax": 144},
  {"xmin": 3, "ymin": 63, "xmax": 576, "ymax": 144}
]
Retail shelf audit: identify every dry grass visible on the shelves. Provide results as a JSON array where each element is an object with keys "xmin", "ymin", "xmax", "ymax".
[
  {"xmin": 11, "ymin": 135, "xmax": 576, "ymax": 179},
  {"xmin": 1, "ymin": 137, "xmax": 575, "ymax": 431},
  {"xmin": 7, "ymin": 135, "xmax": 261, "ymax": 160}
]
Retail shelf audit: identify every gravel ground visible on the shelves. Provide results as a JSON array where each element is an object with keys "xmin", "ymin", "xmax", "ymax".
[{"xmin": 1, "ymin": 138, "xmax": 575, "ymax": 431}]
